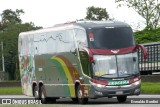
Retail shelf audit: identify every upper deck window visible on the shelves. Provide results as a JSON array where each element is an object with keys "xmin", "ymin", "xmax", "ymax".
[
  {"xmin": 87, "ymin": 27, "xmax": 135, "ymax": 50},
  {"xmin": 75, "ymin": 29, "xmax": 88, "ymax": 48}
]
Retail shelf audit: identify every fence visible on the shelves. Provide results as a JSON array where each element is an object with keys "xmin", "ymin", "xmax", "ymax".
[{"xmin": 138, "ymin": 42, "xmax": 160, "ymax": 75}]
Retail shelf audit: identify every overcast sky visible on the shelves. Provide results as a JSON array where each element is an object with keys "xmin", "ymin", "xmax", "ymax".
[{"xmin": 0, "ymin": 0, "xmax": 145, "ymax": 30}]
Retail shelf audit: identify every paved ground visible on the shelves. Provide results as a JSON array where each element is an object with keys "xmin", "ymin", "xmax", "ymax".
[
  {"xmin": 0, "ymin": 94, "xmax": 159, "ymax": 98},
  {"xmin": 0, "ymin": 95, "xmax": 159, "ymax": 107}
]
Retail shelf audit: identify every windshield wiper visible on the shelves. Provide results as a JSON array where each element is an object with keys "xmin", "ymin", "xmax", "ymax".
[
  {"xmin": 119, "ymin": 73, "xmax": 138, "ymax": 77},
  {"xmin": 99, "ymin": 74, "xmax": 114, "ymax": 77}
]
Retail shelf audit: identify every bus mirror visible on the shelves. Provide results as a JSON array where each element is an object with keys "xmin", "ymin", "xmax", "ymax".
[{"xmin": 136, "ymin": 44, "xmax": 147, "ymax": 59}]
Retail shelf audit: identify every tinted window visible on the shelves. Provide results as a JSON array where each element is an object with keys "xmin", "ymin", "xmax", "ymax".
[{"xmin": 87, "ymin": 27, "xmax": 135, "ymax": 50}]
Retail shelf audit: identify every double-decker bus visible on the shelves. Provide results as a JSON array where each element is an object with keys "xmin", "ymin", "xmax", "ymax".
[{"xmin": 18, "ymin": 21, "xmax": 147, "ymax": 104}]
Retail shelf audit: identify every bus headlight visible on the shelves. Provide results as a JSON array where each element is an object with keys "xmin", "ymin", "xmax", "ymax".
[
  {"xmin": 132, "ymin": 80, "xmax": 141, "ymax": 86},
  {"xmin": 96, "ymin": 84, "xmax": 106, "ymax": 88},
  {"xmin": 90, "ymin": 81, "xmax": 106, "ymax": 88},
  {"xmin": 90, "ymin": 79, "xmax": 107, "ymax": 88}
]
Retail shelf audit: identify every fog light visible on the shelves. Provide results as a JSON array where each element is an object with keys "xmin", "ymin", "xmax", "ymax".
[
  {"xmin": 134, "ymin": 89, "xmax": 140, "ymax": 95},
  {"xmin": 95, "ymin": 91, "xmax": 103, "ymax": 96}
]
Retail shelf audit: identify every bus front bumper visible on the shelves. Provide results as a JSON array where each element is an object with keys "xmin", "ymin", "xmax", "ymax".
[{"xmin": 89, "ymin": 80, "xmax": 141, "ymax": 98}]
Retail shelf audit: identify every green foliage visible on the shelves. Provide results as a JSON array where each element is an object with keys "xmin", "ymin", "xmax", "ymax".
[
  {"xmin": 141, "ymin": 82, "xmax": 160, "ymax": 94},
  {"xmin": 0, "ymin": 105, "xmax": 41, "ymax": 107},
  {"xmin": 134, "ymin": 28, "xmax": 160, "ymax": 44},
  {"xmin": 0, "ymin": 9, "xmax": 42, "ymax": 80},
  {"xmin": 0, "ymin": 9, "xmax": 24, "ymax": 31},
  {"xmin": 115, "ymin": 0, "xmax": 160, "ymax": 30},
  {"xmin": 85, "ymin": 6, "xmax": 109, "ymax": 21}
]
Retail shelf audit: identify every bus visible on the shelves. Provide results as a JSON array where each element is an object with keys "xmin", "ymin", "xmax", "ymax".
[
  {"xmin": 18, "ymin": 21, "xmax": 147, "ymax": 104},
  {"xmin": 138, "ymin": 42, "xmax": 160, "ymax": 75}
]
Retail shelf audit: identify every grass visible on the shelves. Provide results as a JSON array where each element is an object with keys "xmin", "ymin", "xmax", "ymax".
[
  {"xmin": 0, "ymin": 105, "xmax": 66, "ymax": 107},
  {"xmin": 0, "ymin": 105, "xmax": 40, "ymax": 107},
  {"xmin": 0, "ymin": 87, "xmax": 22, "ymax": 95},
  {"xmin": 0, "ymin": 105, "xmax": 53, "ymax": 107},
  {"xmin": 141, "ymin": 82, "xmax": 160, "ymax": 94},
  {"xmin": 0, "ymin": 80, "xmax": 21, "ymax": 82},
  {"xmin": 0, "ymin": 82, "xmax": 159, "ymax": 95}
]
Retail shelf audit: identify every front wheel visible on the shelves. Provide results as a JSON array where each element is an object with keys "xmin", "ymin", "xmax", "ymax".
[
  {"xmin": 76, "ymin": 85, "xmax": 88, "ymax": 104},
  {"xmin": 117, "ymin": 96, "xmax": 127, "ymax": 103},
  {"xmin": 72, "ymin": 98, "xmax": 78, "ymax": 103}
]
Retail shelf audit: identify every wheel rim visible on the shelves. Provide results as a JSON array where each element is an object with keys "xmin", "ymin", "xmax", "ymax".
[
  {"xmin": 35, "ymin": 90, "xmax": 38, "ymax": 98},
  {"xmin": 78, "ymin": 89, "xmax": 82, "ymax": 99},
  {"xmin": 41, "ymin": 92, "xmax": 45, "ymax": 99}
]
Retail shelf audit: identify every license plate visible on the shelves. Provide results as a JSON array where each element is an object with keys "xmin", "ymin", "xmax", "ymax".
[
  {"xmin": 116, "ymin": 91, "xmax": 123, "ymax": 95},
  {"xmin": 108, "ymin": 80, "xmax": 129, "ymax": 86}
]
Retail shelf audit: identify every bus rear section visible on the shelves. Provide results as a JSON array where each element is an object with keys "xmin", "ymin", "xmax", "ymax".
[{"xmin": 18, "ymin": 21, "xmax": 147, "ymax": 104}]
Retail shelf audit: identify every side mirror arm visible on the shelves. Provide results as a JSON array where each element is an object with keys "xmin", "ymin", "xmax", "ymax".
[
  {"xmin": 136, "ymin": 44, "xmax": 147, "ymax": 59},
  {"xmin": 82, "ymin": 47, "xmax": 94, "ymax": 63}
]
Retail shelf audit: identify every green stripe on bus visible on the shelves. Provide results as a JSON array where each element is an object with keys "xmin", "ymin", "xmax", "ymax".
[{"xmin": 51, "ymin": 60, "xmax": 70, "ymax": 96}]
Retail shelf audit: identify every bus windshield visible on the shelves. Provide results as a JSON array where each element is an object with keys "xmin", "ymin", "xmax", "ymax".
[
  {"xmin": 87, "ymin": 27, "xmax": 135, "ymax": 50},
  {"xmin": 92, "ymin": 52, "xmax": 139, "ymax": 78}
]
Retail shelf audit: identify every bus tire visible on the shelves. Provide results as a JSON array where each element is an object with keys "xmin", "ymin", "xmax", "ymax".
[
  {"xmin": 72, "ymin": 98, "xmax": 78, "ymax": 103},
  {"xmin": 76, "ymin": 85, "xmax": 88, "ymax": 104},
  {"xmin": 117, "ymin": 96, "xmax": 127, "ymax": 103},
  {"xmin": 40, "ymin": 86, "xmax": 48, "ymax": 104},
  {"xmin": 34, "ymin": 86, "xmax": 39, "ymax": 100},
  {"xmin": 47, "ymin": 97, "xmax": 56, "ymax": 103}
]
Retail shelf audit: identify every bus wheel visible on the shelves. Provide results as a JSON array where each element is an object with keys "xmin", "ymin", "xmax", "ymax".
[
  {"xmin": 47, "ymin": 97, "xmax": 56, "ymax": 103},
  {"xmin": 72, "ymin": 98, "xmax": 78, "ymax": 103},
  {"xmin": 34, "ymin": 86, "xmax": 39, "ymax": 100},
  {"xmin": 117, "ymin": 96, "xmax": 127, "ymax": 103},
  {"xmin": 40, "ymin": 86, "xmax": 47, "ymax": 104},
  {"xmin": 76, "ymin": 86, "xmax": 88, "ymax": 104}
]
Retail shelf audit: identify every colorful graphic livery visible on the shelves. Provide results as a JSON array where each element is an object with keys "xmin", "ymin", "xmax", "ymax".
[{"xmin": 18, "ymin": 21, "xmax": 147, "ymax": 104}]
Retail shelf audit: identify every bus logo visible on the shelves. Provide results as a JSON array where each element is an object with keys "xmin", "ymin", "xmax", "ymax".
[{"xmin": 111, "ymin": 50, "xmax": 119, "ymax": 54}]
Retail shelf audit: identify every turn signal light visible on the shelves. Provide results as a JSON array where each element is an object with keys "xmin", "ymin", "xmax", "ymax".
[{"xmin": 129, "ymin": 75, "xmax": 141, "ymax": 84}]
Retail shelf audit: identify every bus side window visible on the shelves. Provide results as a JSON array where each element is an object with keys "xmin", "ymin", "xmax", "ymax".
[
  {"xmin": 64, "ymin": 29, "xmax": 76, "ymax": 52},
  {"xmin": 33, "ymin": 35, "xmax": 40, "ymax": 55},
  {"xmin": 38, "ymin": 34, "xmax": 47, "ymax": 54},
  {"xmin": 28, "ymin": 35, "xmax": 34, "ymax": 55},
  {"xmin": 75, "ymin": 29, "xmax": 88, "ymax": 48},
  {"xmin": 22, "ymin": 36, "xmax": 29, "ymax": 56},
  {"xmin": 46, "ymin": 32, "xmax": 57, "ymax": 53}
]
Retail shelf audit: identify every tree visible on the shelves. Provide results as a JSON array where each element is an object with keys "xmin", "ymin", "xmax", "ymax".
[
  {"xmin": 0, "ymin": 23, "xmax": 41, "ymax": 80},
  {"xmin": 134, "ymin": 28, "xmax": 160, "ymax": 43},
  {"xmin": 115, "ymin": 0, "xmax": 160, "ymax": 30},
  {"xmin": 85, "ymin": 6, "xmax": 109, "ymax": 21},
  {"xmin": 0, "ymin": 9, "xmax": 41, "ymax": 80},
  {"xmin": 0, "ymin": 9, "xmax": 24, "ymax": 31}
]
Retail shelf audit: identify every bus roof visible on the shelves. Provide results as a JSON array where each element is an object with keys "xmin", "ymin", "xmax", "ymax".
[
  {"xmin": 19, "ymin": 21, "xmax": 131, "ymax": 37},
  {"xmin": 75, "ymin": 21, "xmax": 130, "ymax": 29}
]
